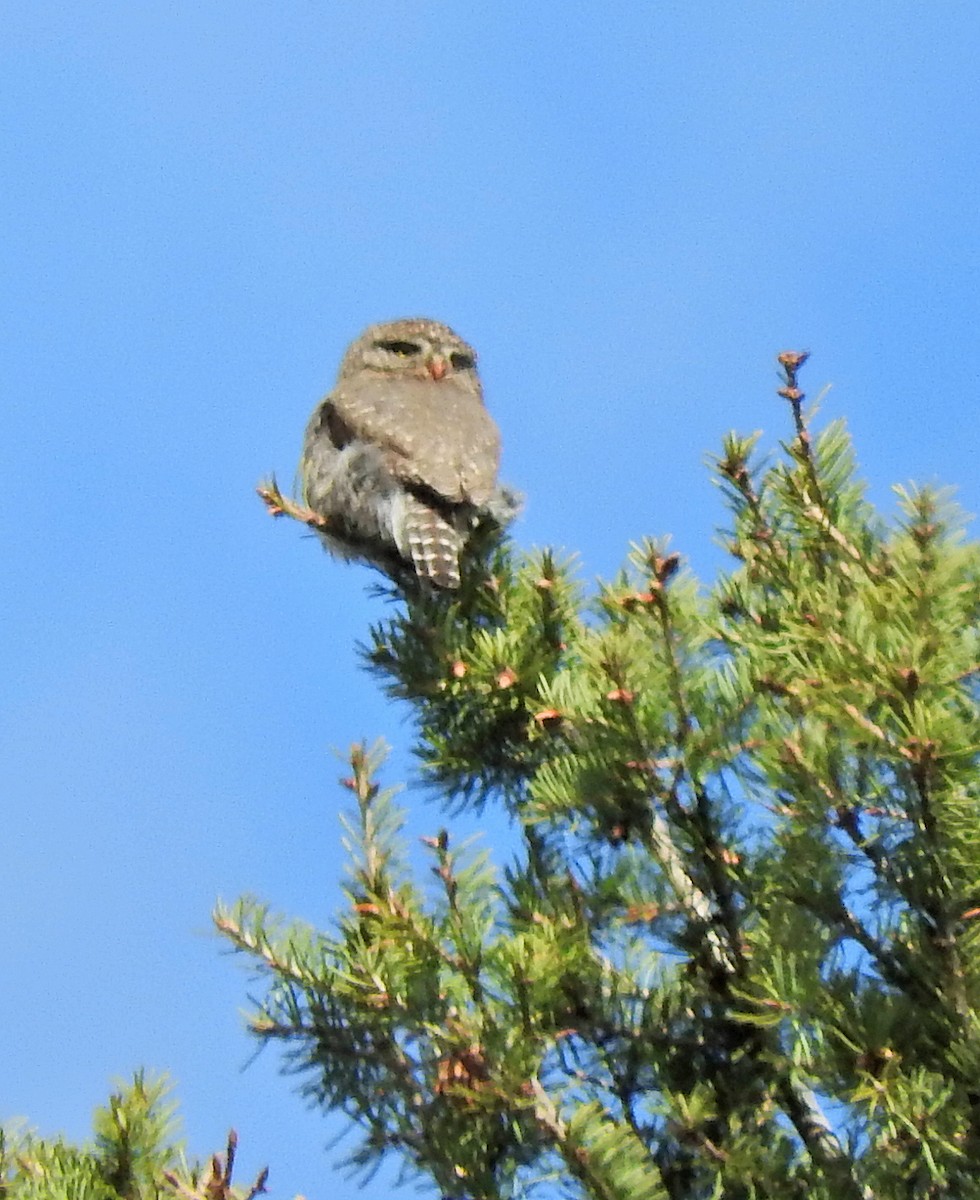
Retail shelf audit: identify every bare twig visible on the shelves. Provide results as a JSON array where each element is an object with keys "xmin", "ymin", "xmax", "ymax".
[
  {"xmin": 162, "ymin": 1130, "xmax": 270, "ymax": 1200},
  {"xmin": 257, "ymin": 478, "xmax": 330, "ymax": 530}
]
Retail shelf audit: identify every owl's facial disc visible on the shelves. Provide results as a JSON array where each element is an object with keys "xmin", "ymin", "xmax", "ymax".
[{"xmin": 366, "ymin": 331, "xmax": 476, "ymax": 381}]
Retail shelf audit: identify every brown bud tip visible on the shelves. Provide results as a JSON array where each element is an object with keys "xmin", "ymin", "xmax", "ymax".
[
  {"xmin": 533, "ymin": 708, "xmax": 563, "ymax": 726},
  {"xmin": 777, "ymin": 386, "xmax": 803, "ymax": 402},
  {"xmin": 605, "ymin": 688, "xmax": 635, "ymax": 704},
  {"xmin": 777, "ymin": 350, "xmax": 810, "ymax": 370},
  {"xmin": 451, "ymin": 660, "xmax": 467, "ymax": 678},
  {"xmin": 653, "ymin": 552, "xmax": 681, "ymax": 583},
  {"xmin": 496, "ymin": 667, "xmax": 518, "ymax": 689},
  {"xmin": 535, "ymin": 577, "xmax": 555, "ymax": 590},
  {"xmin": 624, "ymin": 902, "xmax": 660, "ymax": 922},
  {"xmin": 618, "ymin": 590, "xmax": 655, "ymax": 610}
]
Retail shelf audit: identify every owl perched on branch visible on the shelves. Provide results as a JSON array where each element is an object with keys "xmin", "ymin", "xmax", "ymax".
[{"xmin": 299, "ymin": 318, "xmax": 512, "ymax": 590}]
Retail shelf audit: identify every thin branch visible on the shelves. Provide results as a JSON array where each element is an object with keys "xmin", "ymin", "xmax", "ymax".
[
  {"xmin": 530, "ymin": 1078, "xmax": 658, "ymax": 1200},
  {"xmin": 646, "ymin": 576, "xmax": 742, "ymax": 971},
  {"xmin": 162, "ymin": 1130, "xmax": 270, "ymax": 1200},
  {"xmin": 642, "ymin": 808, "xmax": 737, "ymax": 975},
  {"xmin": 777, "ymin": 1078, "xmax": 873, "ymax": 1200},
  {"xmin": 257, "ymin": 478, "xmax": 330, "ymax": 530},
  {"xmin": 910, "ymin": 753, "xmax": 971, "ymax": 1022}
]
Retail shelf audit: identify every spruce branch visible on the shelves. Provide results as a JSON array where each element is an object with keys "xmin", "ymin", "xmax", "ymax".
[
  {"xmin": 777, "ymin": 1078, "xmax": 873, "ymax": 1200},
  {"xmin": 163, "ymin": 1130, "xmax": 271, "ymax": 1200},
  {"xmin": 228, "ymin": 347, "xmax": 980, "ymax": 1197},
  {"xmin": 641, "ymin": 550, "xmax": 744, "ymax": 971},
  {"xmin": 775, "ymin": 353, "xmax": 884, "ymax": 580},
  {"xmin": 530, "ymin": 1080, "xmax": 666, "ymax": 1200},
  {"xmin": 714, "ymin": 430, "xmax": 793, "ymax": 579},
  {"xmin": 777, "ymin": 350, "xmax": 818, "ymax": 493},
  {"xmin": 256, "ymin": 477, "xmax": 422, "ymax": 592},
  {"xmin": 908, "ymin": 746, "xmax": 971, "ymax": 1024},
  {"xmin": 256, "ymin": 476, "xmax": 329, "ymax": 530},
  {"xmin": 642, "ymin": 807, "xmax": 733, "ymax": 968}
]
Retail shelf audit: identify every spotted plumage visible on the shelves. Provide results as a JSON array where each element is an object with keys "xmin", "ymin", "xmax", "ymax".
[{"xmin": 299, "ymin": 318, "xmax": 504, "ymax": 589}]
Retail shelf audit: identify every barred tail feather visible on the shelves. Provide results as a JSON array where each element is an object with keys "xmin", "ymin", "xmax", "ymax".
[{"xmin": 402, "ymin": 497, "xmax": 463, "ymax": 589}]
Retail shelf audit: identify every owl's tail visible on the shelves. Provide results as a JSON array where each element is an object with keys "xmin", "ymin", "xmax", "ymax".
[{"xmin": 401, "ymin": 496, "xmax": 463, "ymax": 589}]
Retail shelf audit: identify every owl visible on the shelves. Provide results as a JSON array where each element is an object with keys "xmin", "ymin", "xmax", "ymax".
[{"xmin": 299, "ymin": 318, "xmax": 505, "ymax": 590}]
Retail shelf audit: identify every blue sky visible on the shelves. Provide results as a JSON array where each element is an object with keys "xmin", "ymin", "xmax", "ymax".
[{"xmin": 3, "ymin": 3, "xmax": 980, "ymax": 1196}]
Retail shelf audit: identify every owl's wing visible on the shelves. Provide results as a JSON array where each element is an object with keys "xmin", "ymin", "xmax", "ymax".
[{"xmin": 329, "ymin": 376, "xmax": 500, "ymax": 506}]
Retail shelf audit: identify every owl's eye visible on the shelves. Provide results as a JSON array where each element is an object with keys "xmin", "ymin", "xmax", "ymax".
[
  {"xmin": 377, "ymin": 339, "xmax": 420, "ymax": 357},
  {"xmin": 449, "ymin": 351, "xmax": 475, "ymax": 370}
]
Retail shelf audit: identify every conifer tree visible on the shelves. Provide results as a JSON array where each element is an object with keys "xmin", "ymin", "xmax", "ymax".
[
  {"xmin": 0, "ymin": 1073, "xmax": 274, "ymax": 1200},
  {"xmin": 224, "ymin": 354, "xmax": 980, "ymax": 1199}
]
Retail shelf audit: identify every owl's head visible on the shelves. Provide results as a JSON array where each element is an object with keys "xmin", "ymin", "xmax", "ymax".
[{"xmin": 338, "ymin": 317, "xmax": 479, "ymax": 384}]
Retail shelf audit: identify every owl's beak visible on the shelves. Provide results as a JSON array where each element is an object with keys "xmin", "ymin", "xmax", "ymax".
[{"xmin": 427, "ymin": 355, "xmax": 449, "ymax": 381}]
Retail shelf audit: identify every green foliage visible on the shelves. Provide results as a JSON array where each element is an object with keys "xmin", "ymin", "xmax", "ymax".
[
  {"xmin": 224, "ymin": 353, "xmax": 980, "ymax": 1198},
  {"xmin": 1, "ymin": 1074, "xmax": 274, "ymax": 1200}
]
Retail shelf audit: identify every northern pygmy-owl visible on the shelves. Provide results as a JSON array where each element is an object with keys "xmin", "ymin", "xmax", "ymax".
[{"xmin": 299, "ymin": 318, "xmax": 504, "ymax": 589}]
